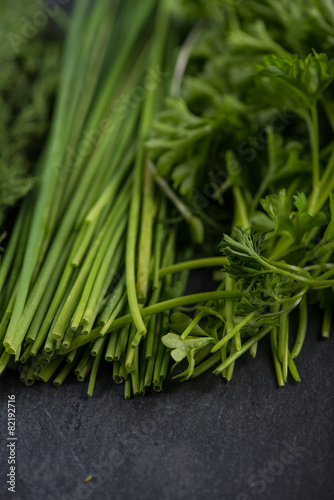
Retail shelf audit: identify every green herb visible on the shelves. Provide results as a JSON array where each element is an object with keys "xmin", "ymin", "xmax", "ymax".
[{"xmin": 1, "ymin": 0, "xmax": 334, "ymax": 396}]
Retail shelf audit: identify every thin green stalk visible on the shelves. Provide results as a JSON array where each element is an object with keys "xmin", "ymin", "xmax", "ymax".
[
  {"xmin": 74, "ymin": 345, "xmax": 92, "ymax": 375},
  {"xmin": 322, "ymin": 306, "xmax": 332, "ymax": 338},
  {"xmin": 113, "ymin": 361, "xmax": 121, "ymax": 384},
  {"xmin": 99, "ymin": 292, "xmax": 128, "ymax": 337},
  {"xmin": 271, "ymin": 327, "xmax": 284, "ymax": 387},
  {"xmin": 192, "ymin": 352, "xmax": 221, "ymax": 378},
  {"xmin": 160, "ymin": 350, "xmax": 170, "ymax": 381},
  {"xmin": 38, "ymin": 356, "xmax": 64, "ymax": 383},
  {"xmin": 105, "ymin": 333, "xmax": 119, "ymax": 362},
  {"xmin": 77, "ymin": 358, "xmax": 94, "ymax": 382},
  {"xmin": 152, "ymin": 199, "xmax": 166, "ymax": 289},
  {"xmin": 83, "ymin": 234, "xmax": 125, "ymax": 327},
  {"xmin": 70, "ymin": 191, "xmax": 130, "ymax": 330},
  {"xmin": 132, "ymin": 284, "xmax": 162, "ymax": 349},
  {"xmin": 291, "ymin": 295, "xmax": 307, "ymax": 358},
  {"xmin": 288, "ymin": 352, "xmax": 301, "ymax": 382},
  {"xmin": 250, "ymin": 342, "xmax": 258, "ymax": 358},
  {"xmin": 66, "ymin": 348, "xmax": 78, "ymax": 364},
  {"xmin": 214, "ymin": 327, "xmax": 271, "ymax": 375},
  {"xmin": 91, "ymin": 336, "xmax": 107, "ymax": 358},
  {"xmin": 211, "ymin": 311, "xmax": 257, "ymax": 353},
  {"xmin": 0, "ymin": 205, "xmax": 24, "ymax": 295},
  {"xmin": 99, "ymin": 277, "xmax": 126, "ymax": 326},
  {"xmin": 0, "ymin": 351, "xmax": 11, "ymax": 376},
  {"xmin": 159, "ymin": 257, "xmax": 228, "ymax": 277},
  {"xmin": 20, "ymin": 344, "xmax": 33, "ymax": 364},
  {"xmin": 137, "ymin": 164, "xmax": 156, "ymax": 302},
  {"xmin": 87, "ymin": 346, "xmax": 104, "ymax": 396},
  {"xmin": 144, "ymin": 321, "xmax": 160, "ymax": 386},
  {"xmin": 29, "ymin": 267, "xmax": 80, "ymax": 357},
  {"xmin": 225, "ymin": 339, "xmax": 236, "ymax": 381},
  {"xmin": 126, "ymin": 0, "xmax": 173, "ymax": 337},
  {"xmin": 53, "ymin": 351, "xmax": 80, "ymax": 386},
  {"xmin": 124, "ymin": 378, "xmax": 132, "ymax": 399},
  {"xmin": 114, "ymin": 325, "xmax": 130, "ymax": 361},
  {"xmin": 24, "ymin": 235, "xmax": 74, "ymax": 344},
  {"xmin": 60, "ymin": 290, "xmax": 242, "ymax": 354},
  {"xmin": 153, "ymin": 313, "xmax": 168, "ymax": 385},
  {"xmin": 308, "ymin": 104, "xmax": 320, "ymax": 214},
  {"xmin": 125, "ymin": 326, "xmax": 136, "ymax": 372},
  {"xmin": 131, "ymin": 347, "xmax": 140, "ymax": 395}
]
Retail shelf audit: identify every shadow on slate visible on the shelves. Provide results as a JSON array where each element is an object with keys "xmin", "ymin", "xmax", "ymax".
[{"xmin": 0, "ymin": 303, "xmax": 333, "ymax": 500}]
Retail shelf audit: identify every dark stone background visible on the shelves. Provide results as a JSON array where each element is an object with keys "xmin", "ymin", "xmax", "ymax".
[{"xmin": 0, "ymin": 301, "xmax": 333, "ymax": 500}]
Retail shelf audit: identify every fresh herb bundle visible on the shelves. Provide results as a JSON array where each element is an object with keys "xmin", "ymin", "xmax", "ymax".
[{"xmin": 1, "ymin": 0, "xmax": 334, "ymax": 397}]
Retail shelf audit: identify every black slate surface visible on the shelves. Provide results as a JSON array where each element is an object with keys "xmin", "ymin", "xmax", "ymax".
[{"xmin": 1, "ymin": 306, "xmax": 333, "ymax": 500}]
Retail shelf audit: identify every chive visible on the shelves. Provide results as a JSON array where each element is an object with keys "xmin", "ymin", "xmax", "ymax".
[
  {"xmin": 38, "ymin": 357, "xmax": 64, "ymax": 383},
  {"xmin": 105, "ymin": 333, "xmax": 118, "ymax": 362},
  {"xmin": 160, "ymin": 350, "xmax": 171, "ymax": 381},
  {"xmin": 126, "ymin": 0, "xmax": 172, "ymax": 337},
  {"xmin": 152, "ymin": 199, "xmax": 167, "ymax": 289},
  {"xmin": 91, "ymin": 336, "xmax": 107, "ymax": 358},
  {"xmin": 144, "ymin": 320, "xmax": 160, "ymax": 386},
  {"xmin": 60, "ymin": 290, "xmax": 242, "ymax": 354},
  {"xmin": 20, "ymin": 344, "xmax": 33, "ymax": 364},
  {"xmin": 0, "ymin": 351, "xmax": 11, "ymax": 376},
  {"xmin": 87, "ymin": 346, "xmax": 105, "ymax": 397},
  {"xmin": 82, "ymin": 231, "xmax": 126, "ymax": 327},
  {"xmin": 77, "ymin": 358, "xmax": 94, "ymax": 382},
  {"xmin": 52, "ymin": 363, "xmax": 73, "ymax": 387},
  {"xmin": 74, "ymin": 346, "xmax": 92, "ymax": 376},
  {"xmin": 114, "ymin": 325, "xmax": 130, "ymax": 362},
  {"xmin": 99, "ymin": 293, "xmax": 128, "ymax": 337},
  {"xmin": 137, "ymin": 164, "xmax": 156, "ymax": 303},
  {"xmin": 99, "ymin": 277, "xmax": 126, "ymax": 327},
  {"xmin": 124, "ymin": 378, "xmax": 132, "ymax": 399},
  {"xmin": 66, "ymin": 348, "xmax": 78, "ymax": 364},
  {"xmin": 130, "ymin": 347, "xmax": 140, "ymax": 395},
  {"xmin": 24, "ymin": 365, "xmax": 36, "ymax": 386}
]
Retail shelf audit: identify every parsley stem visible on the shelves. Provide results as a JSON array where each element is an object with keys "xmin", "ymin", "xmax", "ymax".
[
  {"xmin": 250, "ymin": 342, "xmax": 258, "ymax": 358},
  {"xmin": 192, "ymin": 352, "xmax": 221, "ymax": 378},
  {"xmin": 309, "ymin": 103, "xmax": 320, "ymax": 200},
  {"xmin": 270, "ymin": 328, "xmax": 285, "ymax": 387},
  {"xmin": 160, "ymin": 257, "xmax": 228, "ymax": 276},
  {"xmin": 213, "ymin": 327, "xmax": 272, "ymax": 375},
  {"xmin": 321, "ymin": 307, "xmax": 332, "ymax": 339},
  {"xmin": 211, "ymin": 311, "xmax": 257, "ymax": 353},
  {"xmin": 291, "ymin": 296, "xmax": 307, "ymax": 358},
  {"xmin": 288, "ymin": 352, "xmax": 301, "ymax": 382}
]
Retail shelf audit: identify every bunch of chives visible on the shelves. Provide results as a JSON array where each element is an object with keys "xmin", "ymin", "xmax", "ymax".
[{"xmin": 1, "ymin": 0, "xmax": 238, "ymax": 396}]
